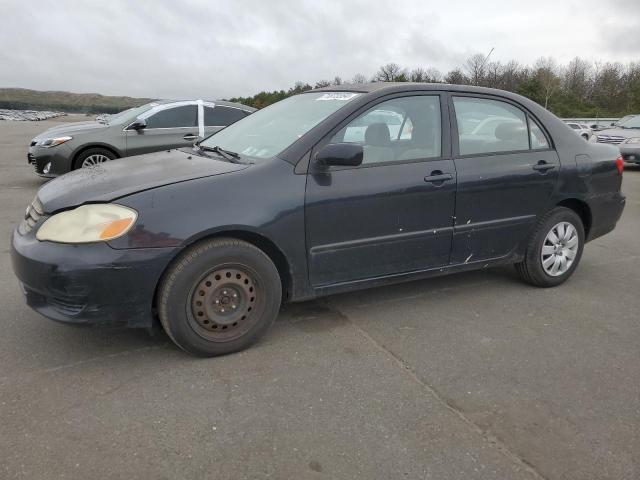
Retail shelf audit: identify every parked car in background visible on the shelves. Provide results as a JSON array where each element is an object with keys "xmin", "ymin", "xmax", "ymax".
[
  {"xmin": 12, "ymin": 83, "xmax": 625, "ymax": 356},
  {"xmin": 608, "ymin": 115, "xmax": 640, "ymax": 165},
  {"xmin": 612, "ymin": 115, "xmax": 636, "ymax": 128},
  {"xmin": 27, "ymin": 100, "xmax": 255, "ymax": 177},
  {"xmin": 596, "ymin": 114, "xmax": 640, "ymax": 164},
  {"xmin": 565, "ymin": 122, "xmax": 592, "ymax": 140}
]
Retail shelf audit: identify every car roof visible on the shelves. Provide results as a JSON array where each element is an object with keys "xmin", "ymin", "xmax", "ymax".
[
  {"xmin": 309, "ymin": 82, "xmax": 555, "ymax": 110},
  {"xmin": 151, "ymin": 99, "xmax": 255, "ymax": 112},
  {"xmin": 312, "ymin": 82, "xmax": 521, "ymax": 97}
]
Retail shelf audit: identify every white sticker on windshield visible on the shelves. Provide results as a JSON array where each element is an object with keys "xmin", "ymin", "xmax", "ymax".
[{"xmin": 316, "ymin": 93, "xmax": 359, "ymax": 101}]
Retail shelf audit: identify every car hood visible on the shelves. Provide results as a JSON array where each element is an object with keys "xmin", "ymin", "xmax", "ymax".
[
  {"xmin": 33, "ymin": 121, "xmax": 109, "ymax": 140},
  {"xmin": 596, "ymin": 128, "xmax": 640, "ymax": 138},
  {"xmin": 37, "ymin": 149, "xmax": 248, "ymax": 213}
]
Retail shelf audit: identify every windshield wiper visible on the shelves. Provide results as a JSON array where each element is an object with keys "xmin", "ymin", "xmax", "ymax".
[{"xmin": 198, "ymin": 145, "xmax": 241, "ymax": 161}]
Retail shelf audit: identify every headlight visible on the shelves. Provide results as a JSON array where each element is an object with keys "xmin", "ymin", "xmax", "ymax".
[
  {"xmin": 623, "ymin": 137, "xmax": 640, "ymax": 144},
  {"xmin": 38, "ymin": 136, "xmax": 72, "ymax": 148},
  {"xmin": 36, "ymin": 204, "xmax": 137, "ymax": 243}
]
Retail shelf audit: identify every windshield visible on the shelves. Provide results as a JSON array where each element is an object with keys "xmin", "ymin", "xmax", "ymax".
[
  {"xmin": 618, "ymin": 115, "xmax": 640, "ymax": 128},
  {"xmin": 200, "ymin": 92, "xmax": 361, "ymax": 159},
  {"xmin": 615, "ymin": 115, "xmax": 634, "ymax": 126},
  {"xmin": 106, "ymin": 102, "xmax": 158, "ymax": 125}
]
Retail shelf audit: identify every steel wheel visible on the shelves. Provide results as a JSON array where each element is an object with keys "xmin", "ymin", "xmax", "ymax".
[
  {"xmin": 188, "ymin": 266, "xmax": 260, "ymax": 341},
  {"xmin": 81, "ymin": 154, "xmax": 110, "ymax": 168},
  {"xmin": 541, "ymin": 221, "xmax": 579, "ymax": 277}
]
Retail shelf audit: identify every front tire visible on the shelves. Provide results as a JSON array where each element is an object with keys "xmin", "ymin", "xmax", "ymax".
[
  {"xmin": 515, "ymin": 207, "xmax": 585, "ymax": 287},
  {"xmin": 158, "ymin": 238, "xmax": 282, "ymax": 356}
]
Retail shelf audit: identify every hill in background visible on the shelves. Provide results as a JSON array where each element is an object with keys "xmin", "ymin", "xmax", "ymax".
[{"xmin": 0, "ymin": 88, "xmax": 152, "ymax": 114}]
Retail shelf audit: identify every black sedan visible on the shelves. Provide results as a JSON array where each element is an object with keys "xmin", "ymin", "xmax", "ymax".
[{"xmin": 11, "ymin": 83, "xmax": 626, "ymax": 356}]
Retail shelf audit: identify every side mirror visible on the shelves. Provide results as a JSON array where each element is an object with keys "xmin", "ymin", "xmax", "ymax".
[
  {"xmin": 127, "ymin": 118, "xmax": 147, "ymax": 131},
  {"xmin": 315, "ymin": 143, "xmax": 363, "ymax": 167}
]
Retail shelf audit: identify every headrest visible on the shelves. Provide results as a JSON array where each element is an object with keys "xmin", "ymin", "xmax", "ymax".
[
  {"xmin": 494, "ymin": 122, "xmax": 527, "ymax": 141},
  {"xmin": 365, "ymin": 123, "xmax": 391, "ymax": 147}
]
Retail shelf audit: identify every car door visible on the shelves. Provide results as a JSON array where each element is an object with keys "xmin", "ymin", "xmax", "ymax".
[
  {"xmin": 449, "ymin": 94, "xmax": 559, "ymax": 263},
  {"xmin": 202, "ymin": 105, "xmax": 248, "ymax": 137},
  {"xmin": 305, "ymin": 93, "xmax": 456, "ymax": 286},
  {"xmin": 125, "ymin": 104, "xmax": 199, "ymax": 156}
]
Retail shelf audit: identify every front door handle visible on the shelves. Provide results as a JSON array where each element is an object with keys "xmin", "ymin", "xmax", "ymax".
[
  {"xmin": 424, "ymin": 170, "xmax": 453, "ymax": 185},
  {"xmin": 532, "ymin": 160, "xmax": 556, "ymax": 173},
  {"xmin": 183, "ymin": 134, "xmax": 198, "ymax": 141}
]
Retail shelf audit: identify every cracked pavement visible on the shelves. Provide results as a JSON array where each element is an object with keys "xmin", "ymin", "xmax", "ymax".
[{"xmin": 1, "ymin": 119, "xmax": 639, "ymax": 479}]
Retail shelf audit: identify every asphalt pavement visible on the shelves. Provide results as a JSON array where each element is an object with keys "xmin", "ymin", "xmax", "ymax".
[{"xmin": 1, "ymin": 119, "xmax": 638, "ymax": 479}]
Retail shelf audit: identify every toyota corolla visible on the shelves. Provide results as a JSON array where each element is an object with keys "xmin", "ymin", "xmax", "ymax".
[{"xmin": 11, "ymin": 83, "xmax": 625, "ymax": 356}]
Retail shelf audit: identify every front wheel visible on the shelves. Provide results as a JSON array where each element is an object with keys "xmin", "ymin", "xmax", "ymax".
[
  {"xmin": 158, "ymin": 238, "xmax": 282, "ymax": 356},
  {"xmin": 74, "ymin": 148, "xmax": 116, "ymax": 169},
  {"xmin": 515, "ymin": 207, "xmax": 585, "ymax": 287}
]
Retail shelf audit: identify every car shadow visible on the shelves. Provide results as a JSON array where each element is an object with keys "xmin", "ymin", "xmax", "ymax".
[{"xmin": 22, "ymin": 265, "xmax": 517, "ymax": 363}]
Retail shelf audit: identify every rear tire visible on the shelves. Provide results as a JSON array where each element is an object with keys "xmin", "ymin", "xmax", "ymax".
[
  {"xmin": 515, "ymin": 207, "xmax": 585, "ymax": 287},
  {"xmin": 74, "ymin": 147, "xmax": 116, "ymax": 170},
  {"xmin": 158, "ymin": 238, "xmax": 282, "ymax": 356}
]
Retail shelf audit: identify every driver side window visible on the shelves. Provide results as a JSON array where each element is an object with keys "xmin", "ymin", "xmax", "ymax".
[
  {"xmin": 330, "ymin": 96, "xmax": 441, "ymax": 165},
  {"xmin": 145, "ymin": 105, "xmax": 197, "ymax": 129}
]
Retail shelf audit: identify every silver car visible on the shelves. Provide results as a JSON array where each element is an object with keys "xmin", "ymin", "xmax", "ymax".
[
  {"xmin": 28, "ymin": 99, "xmax": 255, "ymax": 177},
  {"xmin": 595, "ymin": 115, "xmax": 640, "ymax": 164}
]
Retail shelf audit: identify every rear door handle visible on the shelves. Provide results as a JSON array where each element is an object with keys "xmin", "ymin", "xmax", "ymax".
[
  {"xmin": 532, "ymin": 161, "xmax": 556, "ymax": 173},
  {"xmin": 424, "ymin": 170, "xmax": 453, "ymax": 185},
  {"xmin": 183, "ymin": 134, "xmax": 198, "ymax": 141}
]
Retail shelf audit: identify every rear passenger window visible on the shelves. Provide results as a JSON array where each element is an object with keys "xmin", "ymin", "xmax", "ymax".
[
  {"xmin": 529, "ymin": 118, "xmax": 549, "ymax": 149},
  {"xmin": 146, "ymin": 105, "xmax": 197, "ymax": 129},
  {"xmin": 204, "ymin": 106, "xmax": 246, "ymax": 126},
  {"xmin": 453, "ymin": 97, "xmax": 529, "ymax": 155}
]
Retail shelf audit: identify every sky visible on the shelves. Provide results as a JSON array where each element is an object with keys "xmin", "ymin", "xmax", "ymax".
[{"xmin": 1, "ymin": 0, "xmax": 638, "ymax": 100}]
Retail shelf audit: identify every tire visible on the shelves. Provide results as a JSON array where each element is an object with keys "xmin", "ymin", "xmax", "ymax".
[
  {"xmin": 73, "ymin": 147, "xmax": 116, "ymax": 170},
  {"xmin": 515, "ymin": 207, "xmax": 585, "ymax": 287},
  {"xmin": 158, "ymin": 238, "xmax": 282, "ymax": 356}
]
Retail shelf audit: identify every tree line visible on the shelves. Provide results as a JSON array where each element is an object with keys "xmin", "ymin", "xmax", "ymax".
[{"xmin": 229, "ymin": 56, "xmax": 640, "ymax": 117}]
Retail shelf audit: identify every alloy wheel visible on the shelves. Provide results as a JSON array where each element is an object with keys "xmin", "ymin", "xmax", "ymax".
[
  {"xmin": 541, "ymin": 221, "xmax": 579, "ymax": 277},
  {"xmin": 81, "ymin": 154, "xmax": 110, "ymax": 167}
]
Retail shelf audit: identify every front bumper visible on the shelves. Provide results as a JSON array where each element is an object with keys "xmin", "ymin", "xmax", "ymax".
[
  {"xmin": 619, "ymin": 144, "xmax": 640, "ymax": 164},
  {"xmin": 11, "ymin": 229, "xmax": 178, "ymax": 328},
  {"xmin": 28, "ymin": 144, "xmax": 74, "ymax": 177}
]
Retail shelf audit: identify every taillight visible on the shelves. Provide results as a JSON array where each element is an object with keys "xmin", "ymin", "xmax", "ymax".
[{"xmin": 616, "ymin": 155, "xmax": 624, "ymax": 175}]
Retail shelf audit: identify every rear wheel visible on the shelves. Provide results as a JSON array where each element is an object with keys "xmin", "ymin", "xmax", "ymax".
[
  {"xmin": 515, "ymin": 207, "xmax": 585, "ymax": 287},
  {"xmin": 74, "ymin": 147, "xmax": 116, "ymax": 169},
  {"xmin": 158, "ymin": 238, "xmax": 282, "ymax": 356}
]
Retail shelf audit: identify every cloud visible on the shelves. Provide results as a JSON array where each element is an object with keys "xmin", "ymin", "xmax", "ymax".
[{"xmin": 0, "ymin": 0, "xmax": 637, "ymax": 100}]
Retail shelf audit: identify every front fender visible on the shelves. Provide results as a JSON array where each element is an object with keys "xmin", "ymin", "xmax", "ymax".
[{"xmin": 108, "ymin": 160, "xmax": 312, "ymax": 301}]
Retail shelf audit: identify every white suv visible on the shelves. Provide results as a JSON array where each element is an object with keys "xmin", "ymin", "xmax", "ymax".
[{"xmin": 565, "ymin": 122, "xmax": 592, "ymax": 141}]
